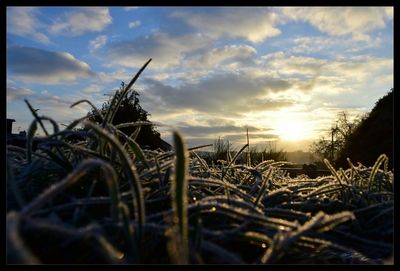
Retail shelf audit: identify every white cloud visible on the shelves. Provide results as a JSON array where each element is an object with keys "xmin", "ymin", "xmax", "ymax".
[
  {"xmin": 384, "ymin": 7, "xmax": 393, "ymax": 19},
  {"xmin": 89, "ymin": 35, "xmax": 108, "ymax": 52},
  {"xmin": 82, "ymin": 84, "xmax": 104, "ymax": 94},
  {"xmin": 7, "ymin": 46, "xmax": 95, "ymax": 84},
  {"xmin": 286, "ymin": 35, "xmax": 383, "ymax": 55},
  {"xmin": 97, "ymin": 68, "xmax": 132, "ymax": 83},
  {"xmin": 124, "ymin": 7, "xmax": 139, "ymax": 11},
  {"xmin": 184, "ymin": 44, "xmax": 257, "ymax": 69},
  {"xmin": 142, "ymin": 71, "xmax": 293, "ymax": 117},
  {"xmin": 50, "ymin": 7, "xmax": 112, "ymax": 36},
  {"xmin": 7, "ymin": 86, "xmax": 35, "ymax": 102},
  {"xmin": 281, "ymin": 7, "xmax": 393, "ymax": 39},
  {"xmin": 128, "ymin": 20, "xmax": 141, "ymax": 28},
  {"xmin": 324, "ymin": 55, "xmax": 393, "ymax": 82},
  {"xmin": 108, "ymin": 32, "xmax": 211, "ymax": 69},
  {"xmin": 170, "ymin": 8, "xmax": 281, "ymax": 43},
  {"xmin": 7, "ymin": 7, "xmax": 50, "ymax": 44},
  {"xmin": 261, "ymin": 52, "xmax": 392, "ymax": 83},
  {"xmin": 261, "ymin": 52, "xmax": 327, "ymax": 77}
]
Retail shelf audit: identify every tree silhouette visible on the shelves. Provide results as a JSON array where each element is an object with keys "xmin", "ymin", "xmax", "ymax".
[
  {"xmin": 88, "ymin": 82, "xmax": 162, "ymax": 150},
  {"xmin": 310, "ymin": 111, "xmax": 362, "ymax": 163},
  {"xmin": 310, "ymin": 88, "xmax": 393, "ymax": 169},
  {"xmin": 336, "ymin": 88, "xmax": 393, "ymax": 169}
]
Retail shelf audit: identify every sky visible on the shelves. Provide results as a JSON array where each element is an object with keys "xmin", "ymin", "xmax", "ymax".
[{"xmin": 6, "ymin": 6, "xmax": 393, "ymax": 152}]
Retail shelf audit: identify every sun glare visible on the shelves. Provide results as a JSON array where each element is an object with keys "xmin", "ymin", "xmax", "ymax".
[{"xmin": 274, "ymin": 118, "xmax": 310, "ymax": 141}]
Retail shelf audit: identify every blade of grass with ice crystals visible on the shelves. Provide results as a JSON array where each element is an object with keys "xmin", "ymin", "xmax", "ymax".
[
  {"xmin": 150, "ymin": 144, "xmax": 213, "ymax": 163},
  {"xmin": 70, "ymin": 99, "xmax": 104, "ymax": 123},
  {"xmin": 26, "ymin": 119, "xmax": 37, "ymax": 164},
  {"xmin": 154, "ymin": 157, "xmax": 163, "ymax": 189},
  {"xmin": 191, "ymin": 151, "xmax": 209, "ymax": 172},
  {"xmin": 339, "ymin": 168, "xmax": 349, "ymax": 184},
  {"xmin": 6, "ymin": 212, "xmax": 40, "ymax": 264},
  {"xmin": 39, "ymin": 145, "xmax": 74, "ymax": 172},
  {"xmin": 25, "ymin": 99, "xmax": 49, "ymax": 136},
  {"xmin": 254, "ymin": 167, "xmax": 273, "ymax": 207},
  {"xmin": 246, "ymin": 127, "xmax": 250, "ymax": 167},
  {"xmin": 302, "ymin": 211, "xmax": 355, "ymax": 233},
  {"xmin": 116, "ymin": 129, "xmax": 150, "ymax": 169},
  {"xmin": 37, "ymin": 116, "xmax": 60, "ymax": 135},
  {"xmin": 368, "ymin": 154, "xmax": 387, "ymax": 192},
  {"xmin": 162, "ymin": 167, "xmax": 171, "ymax": 191},
  {"xmin": 115, "ymin": 121, "xmax": 156, "ymax": 129},
  {"xmin": 254, "ymin": 159, "xmax": 275, "ymax": 169},
  {"xmin": 347, "ymin": 157, "xmax": 365, "ymax": 186},
  {"xmin": 260, "ymin": 211, "xmax": 355, "ymax": 263},
  {"xmin": 26, "ymin": 116, "xmax": 71, "ymax": 170},
  {"xmin": 83, "ymin": 121, "xmax": 145, "ymax": 245},
  {"xmin": 170, "ymin": 131, "xmax": 189, "ymax": 264},
  {"xmin": 242, "ymin": 231, "xmax": 273, "ymax": 248},
  {"xmin": 7, "ymin": 156, "xmax": 26, "ymax": 209},
  {"xmin": 92, "ymin": 234, "xmax": 125, "ymax": 263},
  {"xmin": 324, "ymin": 158, "xmax": 344, "ymax": 187},
  {"xmin": 108, "ymin": 59, "xmax": 152, "ymax": 125},
  {"xmin": 119, "ymin": 202, "xmax": 138, "ymax": 262},
  {"xmin": 131, "ymin": 126, "xmax": 142, "ymax": 142},
  {"xmin": 188, "ymin": 178, "xmax": 255, "ymax": 202},
  {"xmin": 102, "ymin": 89, "xmax": 119, "ymax": 128},
  {"xmin": 65, "ymin": 115, "xmax": 93, "ymax": 131},
  {"xmin": 383, "ymin": 155, "xmax": 389, "ymax": 173},
  {"xmin": 21, "ymin": 158, "xmax": 122, "ymax": 222},
  {"xmin": 219, "ymin": 143, "xmax": 248, "ymax": 204},
  {"xmin": 221, "ymin": 143, "xmax": 249, "ymax": 181},
  {"xmin": 188, "ymin": 143, "xmax": 213, "ymax": 151}
]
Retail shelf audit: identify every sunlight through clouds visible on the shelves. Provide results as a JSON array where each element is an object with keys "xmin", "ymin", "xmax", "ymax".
[{"xmin": 6, "ymin": 6, "xmax": 393, "ymax": 151}]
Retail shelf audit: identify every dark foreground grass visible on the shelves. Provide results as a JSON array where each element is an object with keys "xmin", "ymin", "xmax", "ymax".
[{"xmin": 6, "ymin": 60, "xmax": 393, "ymax": 264}]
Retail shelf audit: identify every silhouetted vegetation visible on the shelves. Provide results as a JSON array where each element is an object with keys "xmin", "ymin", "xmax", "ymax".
[
  {"xmin": 310, "ymin": 111, "xmax": 362, "ymax": 164},
  {"xmin": 237, "ymin": 145, "xmax": 287, "ymax": 165},
  {"xmin": 310, "ymin": 88, "xmax": 393, "ymax": 169},
  {"xmin": 88, "ymin": 82, "xmax": 162, "ymax": 150},
  {"xmin": 336, "ymin": 89, "xmax": 393, "ymax": 170},
  {"xmin": 200, "ymin": 137, "xmax": 287, "ymax": 166}
]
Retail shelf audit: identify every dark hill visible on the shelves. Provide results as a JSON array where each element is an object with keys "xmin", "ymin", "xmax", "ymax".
[{"xmin": 336, "ymin": 89, "xmax": 393, "ymax": 169}]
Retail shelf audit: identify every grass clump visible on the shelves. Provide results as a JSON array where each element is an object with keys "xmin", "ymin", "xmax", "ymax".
[{"xmin": 6, "ymin": 60, "xmax": 393, "ymax": 264}]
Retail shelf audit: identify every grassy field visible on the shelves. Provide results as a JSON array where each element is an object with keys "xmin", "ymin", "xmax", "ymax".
[{"xmin": 6, "ymin": 60, "xmax": 393, "ymax": 264}]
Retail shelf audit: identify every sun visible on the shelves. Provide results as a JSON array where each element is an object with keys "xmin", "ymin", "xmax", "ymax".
[{"xmin": 274, "ymin": 119, "xmax": 310, "ymax": 141}]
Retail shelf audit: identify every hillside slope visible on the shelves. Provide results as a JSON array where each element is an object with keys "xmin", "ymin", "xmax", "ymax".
[{"xmin": 336, "ymin": 89, "xmax": 393, "ymax": 169}]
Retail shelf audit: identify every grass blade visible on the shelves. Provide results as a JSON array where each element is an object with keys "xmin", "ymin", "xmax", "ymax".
[
  {"xmin": 21, "ymin": 158, "xmax": 121, "ymax": 222},
  {"xmin": 108, "ymin": 59, "xmax": 152, "ymax": 125},
  {"xmin": 6, "ymin": 212, "xmax": 40, "ymax": 264},
  {"xmin": 116, "ymin": 129, "xmax": 150, "ymax": 169},
  {"xmin": 70, "ymin": 99, "xmax": 105, "ymax": 123},
  {"xmin": 254, "ymin": 167, "xmax": 274, "ymax": 207},
  {"xmin": 170, "ymin": 131, "xmax": 189, "ymax": 264},
  {"xmin": 83, "ymin": 121, "xmax": 145, "ymax": 248},
  {"xmin": 368, "ymin": 154, "xmax": 387, "ymax": 192}
]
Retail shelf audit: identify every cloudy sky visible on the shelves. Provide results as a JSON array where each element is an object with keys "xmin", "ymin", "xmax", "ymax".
[{"xmin": 6, "ymin": 6, "xmax": 393, "ymax": 151}]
